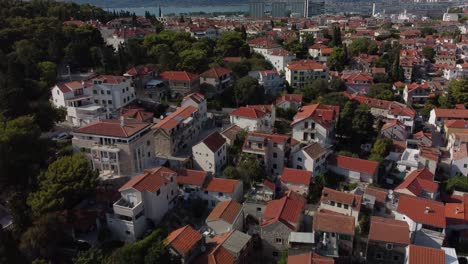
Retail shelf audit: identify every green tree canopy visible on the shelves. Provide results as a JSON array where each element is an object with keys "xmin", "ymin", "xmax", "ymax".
[
  {"xmin": 303, "ymin": 79, "xmax": 329, "ymax": 101},
  {"xmin": 349, "ymin": 38, "xmax": 378, "ymax": 56},
  {"xmin": 422, "ymin": 46, "xmax": 436, "ymax": 63},
  {"xmin": 449, "ymin": 78, "xmax": 468, "ymax": 106},
  {"xmin": 28, "ymin": 154, "xmax": 98, "ymax": 216},
  {"xmin": 216, "ymin": 31, "xmax": 249, "ymax": 57},
  {"xmin": 329, "ymin": 47, "xmax": 347, "ymax": 71},
  {"xmin": 368, "ymin": 83, "xmax": 394, "ymax": 101},
  {"xmin": 369, "ymin": 137, "xmax": 393, "ymax": 162},
  {"xmin": 233, "ymin": 76, "xmax": 264, "ymax": 106}
]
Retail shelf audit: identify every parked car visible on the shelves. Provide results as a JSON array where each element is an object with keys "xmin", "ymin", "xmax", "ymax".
[{"xmin": 52, "ymin": 132, "xmax": 72, "ymax": 141}]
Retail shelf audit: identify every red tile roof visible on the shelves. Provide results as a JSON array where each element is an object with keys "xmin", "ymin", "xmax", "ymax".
[
  {"xmin": 320, "ymin": 187, "xmax": 362, "ymax": 211},
  {"xmin": 175, "ymin": 169, "xmax": 208, "ymax": 187},
  {"xmin": 55, "ymin": 80, "xmax": 92, "ymax": 93},
  {"xmin": 368, "ymin": 216, "xmax": 410, "ymax": 245},
  {"xmin": 287, "ymin": 252, "xmax": 334, "ymax": 264},
  {"xmin": 262, "ymin": 191, "xmax": 306, "ymax": 231},
  {"xmin": 160, "ymin": 71, "xmax": 199, "ymax": 81},
  {"xmin": 364, "ymin": 186, "xmax": 388, "ymax": 205},
  {"xmin": 407, "ymin": 245, "xmax": 445, "ymax": 264},
  {"xmin": 153, "ymin": 106, "xmax": 198, "ymax": 131},
  {"xmin": 395, "ymin": 168, "xmax": 438, "ymax": 196},
  {"xmin": 396, "ymin": 194, "xmax": 446, "ymax": 228},
  {"xmin": 120, "ymin": 107, "xmax": 154, "ymax": 122},
  {"xmin": 93, "ymin": 75, "xmax": 128, "ymax": 84},
  {"xmin": 292, "ymin": 103, "xmax": 340, "ymax": 128},
  {"xmin": 74, "ymin": 119, "xmax": 151, "ymax": 138},
  {"xmin": 287, "ymin": 59, "xmax": 327, "ymax": 71},
  {"xmin": 281, "ymin": 168, "xmax": 312, "ymax": 186},
  {"xmin": 419, "ymin": 146, "xmax": 440, "ymax": 161},
  {"xmin": 276, "ymin": 94, "xmax": 303, "ymax": 105},
  {"xmin": 230, "ymin": 105, "xmax": 272, "ymax": 119},
  {"xmin": 445, "ymin": 202, "xmax": 467, "ymax": 226},
  {"xmin": 200, "ymin": 132, "xmax": 226, "ymax": 152},
  {"xmin": 200, "ymin": 67, "xmax": 232, "ymax": 79},
  {"xmin": 206, "ymin": 200, "xmax": 242, "ymax": 224},
  {"xmin": 327, "ymin": 154, "xmax": 379, "ymax": 176},
  {"xmin": 444, "ymin": 119, "xmax": 468, "ymax": 129},
  {"xmin": 381, "ymin": 119, "xmax": 405, "ymax": 131},
  {"xmin": 166, "ymin": 225, "xmax": 202, "ymax": 255},
  {"xmin": 119, "ymin": 167, "xmax": 177, "ymax": 192},
  {"xmin": 183, "ymin": 92, "xmax": 205, "ymax": 104},
  {"xmin": 313, "ymin": 212, "xmax": 355, "ymax": 235},
  {"xmin": 433, "ymin": 108, "xmax": 468, "ymax": 119},
  {"xmin": 203, "ymin": 177, "xmax": 240, "ymax": 194}
]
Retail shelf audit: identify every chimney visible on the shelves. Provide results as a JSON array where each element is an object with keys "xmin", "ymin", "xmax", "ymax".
[
  {"xmin": 456, "ymin": 207, "xmax": 459, "ymax": 214},
  {"xmin": 120, "ymin": 116, "xmax": 125, "ymax": 127},
  {"xmin": 424, "ymin": 206, "xmax": 430, "ymax": 214}
]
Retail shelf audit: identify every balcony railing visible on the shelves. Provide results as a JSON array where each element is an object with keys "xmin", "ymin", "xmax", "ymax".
[{"xmin": 113, "ymin": 198, "xmax": 144, "ymax": 218}]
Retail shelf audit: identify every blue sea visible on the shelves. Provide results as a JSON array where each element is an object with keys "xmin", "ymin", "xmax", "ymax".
[{"xmin": 109, "ymin": 4, "xmax": 249, "ymax": 16}]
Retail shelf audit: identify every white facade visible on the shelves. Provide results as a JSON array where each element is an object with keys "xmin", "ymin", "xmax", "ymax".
[
  {"xmin": 192, "ymin": 137, "xmax": 227, "ymax": 176},
  {"xmin": 264, "ymin": 52, "xmax": 296, "ymax": 72},
  {"xmin": 292, "ymin": 145, "xmax": 330, "ymax": 175},
  {"xmin": 51, "ymin": 82, "xmax": 106, "ymax": 127},
  {"xmin": 292, "ymin": 118, "xmax": 331, "ymax": 145},
  {"xmin": 107, "ymin": 169, "xmax": 179, "ymax": 242},
  {"xmin": 199, "ymin": 182, "xmax": 244, "ymax": 208},
  {"xmin": 450, "ymin": 156, "xmax": 468, "ymax": 177},
  {"xmin": 91, "ymin": 77, "xmax": 135, "ymax": 111}
]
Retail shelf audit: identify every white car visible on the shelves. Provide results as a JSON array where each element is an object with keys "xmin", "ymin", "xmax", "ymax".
[{"xmin": 52, "ymin": 132, "xmax": 72, "ymax": 141}]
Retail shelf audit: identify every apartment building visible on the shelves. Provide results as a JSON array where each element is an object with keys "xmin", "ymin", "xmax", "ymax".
[
  {"xmin": 192, "ymin": 131, "xmax": 227, "ymax": 176},
  {"xmin": 319, "ymin": 187, "xmax": 362, "ymax": 226},
  {"xmin": 106, "ymin": 167, "xmax": 179, "ymax": 242},
  {"xmin": 159, "ymin": 71, "xmax": 200, "ymax": 97},
  {"xmin": 230, "ymin": 105, "xmax": 276, "ymax": 133},
  {"xmin": 89, "ymin": 75, "xmax": 135, "ymax": 110},
  {"xmin": 292, "ymin": 142, "xmax": 331, "ymax": 175},
  {"xmin": 51, "ymin": 80, "xmax": 106, "ymax": 127},
  {"xmin": 285, "ymin": 60, "xmax": 329, "ymax": 89},
  {"xmin": 200, "ymin": 66, "xmax": 233, "ymax": 97},
  {"xmin": 153, "ymin": 94, "xmax": 206, "ymax": 156},
  {"xmin": 242, "ymin": 132, "xmax": 300, "ymax": 177},
  {"xmin": 72, "ymin": 118, "xmax": 154, "ymax": 178},
  {"xmin": 291, "ymin": 103, "xmax": 340, "ymax": 145}
]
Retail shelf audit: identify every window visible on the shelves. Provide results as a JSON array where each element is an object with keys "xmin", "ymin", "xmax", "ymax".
[
  {"xmin": 386, "ymin": 243, "xmax": 393, "ymax": 250},
  {"xmin": 171, "ymin": 190, "xmax": 174, "ymax": 195},
  {"xmin": 148, "ymin": 152, "xmax": 151, "ymax": 157},
  {"xmin": 375, "ymin": 253, "xmax": 382, "ymax": 260},
  {"xmin": 273, "ymin": 252, "xmax": 279, "ymax": 257},
  {"xmin": 218, "ymin": 192, "xmax": 223, "ymax": 197},
  {"xmin": 344, "ymin": 204, "xmax": 349, "ymax": 209},
  {"xmin": 393, "ymin": 255, "xmax": 400, "ymax": 261},
  {"xmin": 125, "ymin": 231, "xmax": 131, "ymax": 235},
  {"xmin": 464, "ymin": 164, "xmax": 467, "ymax": 168},
  {"xmin": 108, "ymin": 100, "xmax": 112, "ymax": 104},
  {"xmin": 273, "ymin": 164, "xmax": 277, "ymax": 169},
  {"xmin": 156, "ymin": 189, "xmax": 161, "ymax": 196},
  {"xmin": 93, "ymin": 90, "xmax": 97, "ymax": 94},
  {"xmin": 106, "ymin": 90, "xmax": 111, "ymax": 95},
  {"xmin": 273, "ymin": 143, "xmax": 278, "ymax": 147},
  {"xmin": 330, "ymin": 201, "xmax": 335, "ymax": 206},
  {"xmin": 204, "ymin": 191, "xmax": 208, "ymax": 194},
  {"xmin": 147, "ymin": 140, "xmax": 150, "ymax": 146},
  {"xmin": 211, "ymin": 201, "xmax": 216, "ymax": 206},
  {"xmin": 273, "ymin": 152, "xmax": 278, "ymax": 158},
  {"xmin": 257, "ymin": 207, "xmax": 262, "ymax": 211},
  {"xmin": 297, "ymin": 157, "xmax": 302, "ymax": 162},
  {"xmin": 275, "ymin": 238, "xmax": 282, "ymax": 244},
  {"xmin": 296, "ymin": 165, "xmax": 303, "ymax": 169},
  {"xmin": 101, "ymin": 90, "xmax": 104, "ymax": 95},
  {"xmin": 337, "ymin": 202, "xmax": 342, "ymax": 208}
]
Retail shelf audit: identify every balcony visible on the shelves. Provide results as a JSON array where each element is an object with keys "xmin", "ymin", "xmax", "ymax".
[{"xmin": 113, "ymin": 198, "xmax": 144, "ymax": 219}]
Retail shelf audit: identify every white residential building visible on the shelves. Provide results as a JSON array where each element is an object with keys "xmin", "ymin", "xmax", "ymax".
[
  {"xmin": 264, "ymin": 49, "xmax": 296, "ymax": 72},
  {"xmin": 90, "ymin": 75, "xmax": 135, "ymax": 111},
  {"xmin": 106, "ymin": 167, "xmax": 179, "ymax": 242},
  {"xmin": 429, "ymin": 108, "xmax": 468, "ymax": 132},
  {"xmin": 248, "ymin": 70, "xmax": 285, "ymax": 95},
  {"xmin": 206, "ymin": 200, "xmax": 244, "ymax": 235},
  {"xmin": 51, "ymin": 81, "xmax": 106, "ymax": 127},
  {"xmin": 285, "ymin": 59, "xmax": 329, "ymax": 89},
  {"xmin": 230, "ymin": 105, "xmax": 276, "ymax": 133},
  {"xmin": 199, "ymin": 177, "xmax": 244, "ymax": 208},
  {"xmin": 192, "ymin": 132, "xmax": 227, "ymax": 176},
  {"xmin": 292, "ymin": 142, "xmax": 330, "ymax": 175},
  {"xmin": 291, "ymin": 103, "xmax": 340, "ymax": 145}
]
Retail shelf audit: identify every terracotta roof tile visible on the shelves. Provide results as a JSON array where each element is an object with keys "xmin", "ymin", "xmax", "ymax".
[
  {"xmin": 276, "ymin": 94, "xmax": 303, "ymax": 105},
  {"xmin": 175, "ymin": 169, "xmax": 208, "ymax": 186},
  {"xmin": 292, "ymin": 103, "xmax": 340, "ymax": 128},
  {"xmin": 262, "ymin": 191, "xmax": 305, "ymax": 231},
  {"xmin": 407, "ymin": 245, "xmax": 445, "ymax": 264},
  {"xmin": 287, "ymin": 60, "xmax": 327, "ymax": 71},
  {"xmin": 74, "ymin": 119, "xmax": 150, "ymax": 138},
  {"xmin": 368, "ymin": 216, "xmax": 410, "ymax": 245},
  {"xmin": 204, "ymin": 177, "xmax": 240, "ymax": 194},
  {"xmin": 313, "ymin": 212, "xmax": 355, "ymax": 235},
  {"xmin": 160, "ymin": 71, "xmax": 199, "ymax": 81},
  {"xmin": 302, "ymin": 142, "xmax": 328, "ymax": 159},
  {"xmin": 119, "ymin": 167, "xmax": 176, "ymax": 192},
  {"xmin": 206, "ymin": 200, "xmax": 242, "ymax": 224},
  {"xmin": 281, "ymin": 168, "xmax": 312, "ymax": 186},
  {"xmin": 166, "ymin": 225, "xmax": 202, "ymax": 255},
  {"xmin": 433, "ymin": 108, "xmax": 468, "ymax": 119},
  {"xmin": 395, "ymin": 168, "xmax": 438, "ymax": 196},
  {"xmin": 320, "ymin": 187, "xmax": 362, "ymax": 211},
  {"xmin": 327, "ymin": 154, "xmax": 379, "ymax": 176},
  {"xmin": 153, "ymin": 106, "xmax": 198, "ymax": 131},
  {"xmin": 396, "ymin": 194, "xmax": 446, "ymax": 228},
  {"xmin": 287, "ymin": 252, "xmax": 334, "ymax": 264},
  {"xmin": 200, "ymin": 67, "xmax": 232, "ymax": 79}
]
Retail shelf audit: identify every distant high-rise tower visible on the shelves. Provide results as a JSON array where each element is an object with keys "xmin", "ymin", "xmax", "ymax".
[
  {"xmin": 249, "ymin": 0, "xmax": 265, "ymax": 18},
  {"xmin": 290, "ymin": 0, "xmax": 306, "ymax": 17},
  {"xmin": 271, "ymin": 2, "xmax": 287, "ymax": 17},
  {"xmin": 158, "ymin": 5, "xmax": 162, "ymax": 17},
  {"xmin": 372, "ymin": 3, "xmax": 376, "ymax": 17},
  {"xmin": 305, "ymin": 0, "xmax": 325, "ymax": 17}
]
